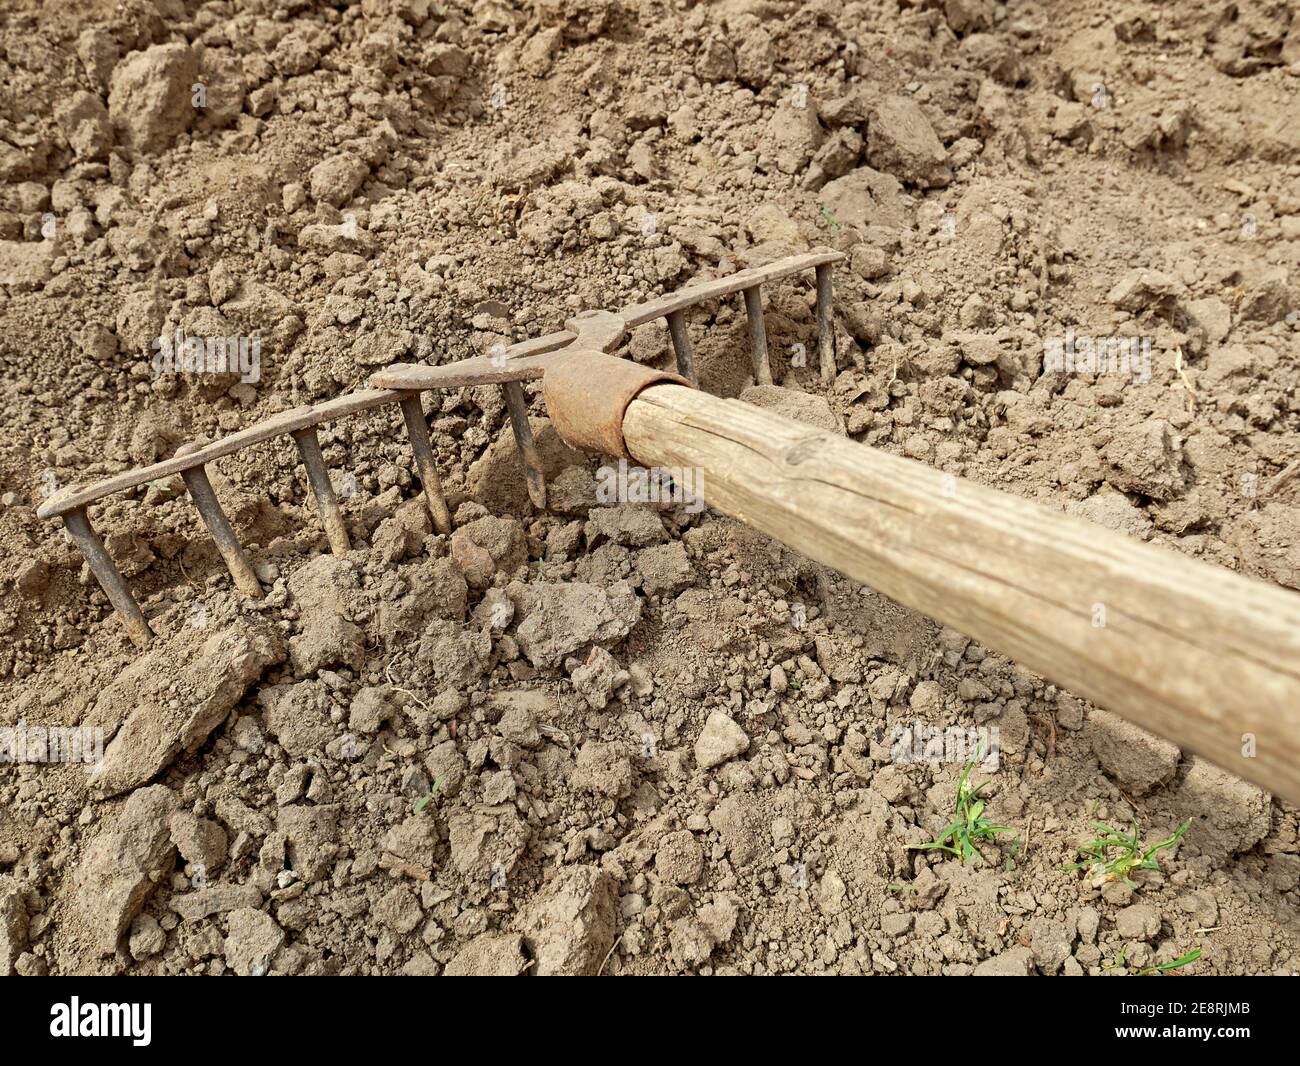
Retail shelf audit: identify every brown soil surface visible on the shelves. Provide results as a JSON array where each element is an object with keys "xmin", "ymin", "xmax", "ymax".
[{"xmin": 1, "ymin": 0, "xmax": 1298, "ymax": 976}]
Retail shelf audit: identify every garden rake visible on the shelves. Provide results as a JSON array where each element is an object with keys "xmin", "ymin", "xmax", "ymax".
[{"xmin": 36, "ymin": 251, "xmax": 1300, "ymax": 803}]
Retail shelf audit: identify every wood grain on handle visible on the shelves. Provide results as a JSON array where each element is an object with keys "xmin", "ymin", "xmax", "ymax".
[{"xmin": 623, "ymin": 384, "xmax": 1300, "ymax": 802}]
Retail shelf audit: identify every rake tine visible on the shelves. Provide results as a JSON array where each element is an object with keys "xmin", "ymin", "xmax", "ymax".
[
  {"xmin": 742, "ymin": 285, "xmax": 772, "ymax": 386},
  {"xmin": 815, "ymin": 262, "xmax": 836, "ymax": 383},
  {"xmin": 398, "ymin": 392, "xmax": 452, "ymax": 534},
  {"xmin": 665, "ymin": 309, "xmax": 698, "ymax": 386},
  {"xmin": 62, "ymin": 506, "xmax": 153, "ymax": 646},
  {"xmin": 502, "ymin": 381, "xmax": 547, "ymax": 510},
  {"xmin": 178, "ymin": 451, "xmax": 264, "ymax": 599},
  {"xmin": 291, "ymin": 426, "xmax": 351, "ymax": 554}
]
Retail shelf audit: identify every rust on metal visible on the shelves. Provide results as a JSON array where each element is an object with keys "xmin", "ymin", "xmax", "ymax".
[
  {"xmin": 62, "ymin": 507, "xmax": 154, "ymax": 646},
  {"xmin": 37, "ymin": 250, "xmax": 843, "ymax": 641},
  {"xmin": 743, "ymin": 285, "xmax": 771, "ymax": 386},
  {"xmin": 502, "ymin": 381, "xmax": 548, "ymax": 509},
  {"xmin": 398, "ymin": 392, "xmax": 452, "ymax": 534},
  {"xmin": 564, "ymin": 309, "xmax": 628, "ymax": 353},
  {"xmin": 621, "ymin": 250, "xmax": 843, "ymax": 327},
  {"xmin": 292, "ymin": 427, "xmax": 351, "ymax": 554},
  {"xmin": 176, "ymin": 444, "xmax": 264, "ymax": 599},
  {"xmin": 815, "ymin": 261, "xmax": 836, "ymax": 384},
  {"xmin": 542, "ymin": 351, "xmax": 689, "ymax": 459},
  {"xmin": 369, "ymin": 352, "xmax": 549, "ymax": 391},
  {"xmin": 35, "ymin": 388, "xmax": 401, "ymax": 520},
  {"xmin": 665, "ymin": 309, "xmax": 697, "ymax": 385}
]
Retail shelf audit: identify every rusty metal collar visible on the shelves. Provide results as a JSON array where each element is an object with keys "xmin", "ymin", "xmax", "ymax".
[{"xmin": 542, "ymin": 351, "xmax": 689, "ymax": 459}]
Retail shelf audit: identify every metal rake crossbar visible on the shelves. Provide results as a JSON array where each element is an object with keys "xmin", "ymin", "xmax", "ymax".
[{"xmin": 36, "ymin": 251, "xmax": 843, "ymax": 646}]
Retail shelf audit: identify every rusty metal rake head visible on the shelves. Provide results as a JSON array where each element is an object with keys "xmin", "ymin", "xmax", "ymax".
[{"xmin": 37, "ymin": 249, "xmax": 844, "ymax": 646}]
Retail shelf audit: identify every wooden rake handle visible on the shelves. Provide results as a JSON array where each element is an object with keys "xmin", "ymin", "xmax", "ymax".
[{"xmin": 622, "ymin": 384, "xmax": 1300, "ymax": 803}]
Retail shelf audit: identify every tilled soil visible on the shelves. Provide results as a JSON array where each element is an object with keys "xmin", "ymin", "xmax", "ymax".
[{"xmin": 0, "ymin": 0, "xmax": 1298, "ymax": 976}]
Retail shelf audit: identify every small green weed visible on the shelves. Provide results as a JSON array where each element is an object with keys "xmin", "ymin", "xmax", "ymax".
[
  {"xmin": 907, "ymin": 746, "xmax": 1014, "ymax": 864},
  {"xmin": 1062, "ymin": 819, "xmax": 1191, "ymax": 887},
  {"xmin": 1138, "ymin": 948, "xmax": 1201, "ymax": 976},
  {"xmin": 1106, "ymin": 944, "xmax": 1202, "ymax": 975},
  {"xmin": 413, "ymin": 774, "xmax": 447, "ymax": 814}
]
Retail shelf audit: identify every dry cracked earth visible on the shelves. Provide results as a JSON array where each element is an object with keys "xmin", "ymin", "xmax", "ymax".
[{"xmin": 0, "ymin": 0, "xmax": 1298, "ymax": 976}]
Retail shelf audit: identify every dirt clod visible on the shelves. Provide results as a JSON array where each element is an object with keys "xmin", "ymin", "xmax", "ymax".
[
  {"xmin": 522, "ymin": 866, "xmax": 616, "ymax": 976},
  {"xmin": 1086, "ymin": 710, "xmax": 1180, "ymax": 796}
]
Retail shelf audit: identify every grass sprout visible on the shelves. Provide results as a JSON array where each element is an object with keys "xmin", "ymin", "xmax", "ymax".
[
  {"xmin": 1138, "ymin": 948, "xmax": 1201, "ymax": 976},
  {"xmin": 413, "ymin": 773, "xmax": 447, "ymax": 814},
  {"xmin": 1062, "ymin": 819, "xmax": 1191, "ymax": 888},
  {"xmin": 908, "ymin": 745, "xmax": 1013, "ymax": 864}
]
